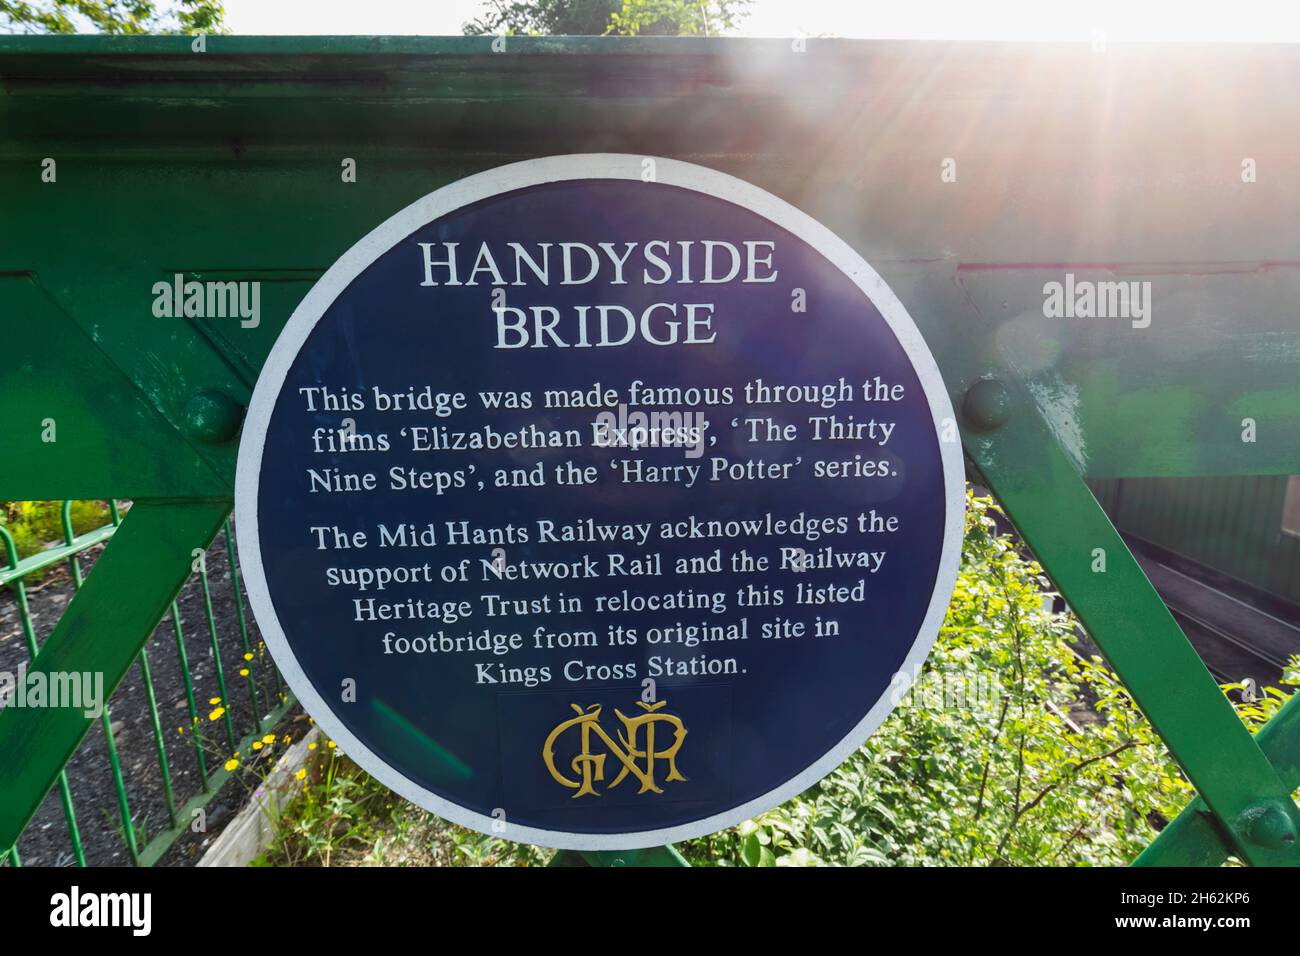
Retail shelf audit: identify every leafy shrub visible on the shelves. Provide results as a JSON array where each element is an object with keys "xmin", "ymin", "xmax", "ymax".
[
  {"xmin": 681, "ymin": 493, "xmax": 1294, "ymax": 866},
  {"xmin": 258, "ymin": 743, "xmax": 548, "ymax": 867}
]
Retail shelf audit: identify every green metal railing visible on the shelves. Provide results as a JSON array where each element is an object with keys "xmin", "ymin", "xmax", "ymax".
[{"xmin": 0, "ymin": 501, "xmax": 296, "ymax": 867}]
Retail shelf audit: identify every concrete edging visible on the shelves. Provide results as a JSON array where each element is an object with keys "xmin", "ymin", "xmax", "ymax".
[{"xmin": 198, "ymin": 727, "xmax": 322, "ymax": 867}]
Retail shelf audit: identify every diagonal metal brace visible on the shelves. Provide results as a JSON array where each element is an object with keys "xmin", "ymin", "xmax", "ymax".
[
  {"xmin": 0, "ymin": 498, "xmax": 231, "ymax": 853},
  {"xmin": 962, "ymin": 378, "xmax": 1300, "ymax": 866}
]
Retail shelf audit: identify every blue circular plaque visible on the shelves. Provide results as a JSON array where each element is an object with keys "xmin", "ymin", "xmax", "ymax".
[{"xmin": 236, "ymin": 155, "xmax": 964, "ymax": 850}]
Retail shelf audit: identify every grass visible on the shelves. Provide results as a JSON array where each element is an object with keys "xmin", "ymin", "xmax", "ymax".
[{"xmin": 255, "ymin": 747, "xmax": 552, "ymax": 867}]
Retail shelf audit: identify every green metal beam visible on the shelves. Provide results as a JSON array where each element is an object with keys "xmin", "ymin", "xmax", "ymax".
[
  {"xmin": 0, "ymin": 276, "xmax": 229, "ymax": 500},
  {"xmin": 962, "ymin": 378, "xmax": 1300, "ymax": 866},
  {"xmin": 0, "ymin": 498, "xmax": 231, "ymax": 852},
  {"xmin": 1137, "ymin": 690, "xmax": 1300, "ymax": 865},
  {"xmin": 549, "ymin": 845, "xmax": 690, "ymax": 867}
]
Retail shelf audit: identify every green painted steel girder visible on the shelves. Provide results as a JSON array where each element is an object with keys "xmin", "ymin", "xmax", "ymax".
[
  {"xmin": 0, "ymin": 499, "xmax": 231, "ymax": 850},
  {"xmin": 1136, "ymin": 689, "xmax": 1300, "ymax": 865},
  {"xmin": 1, "ymin": 35, "xmax": 1298, "ymax": 864},
  {"xmin": 965, "ymin": 379, "xmax": 1300, "ymax": 865}
]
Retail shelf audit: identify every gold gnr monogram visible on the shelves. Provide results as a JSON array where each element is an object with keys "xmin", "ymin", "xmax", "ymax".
[{"xmin": 542, "ymin": 700, "xmax": 687, "ymax": 797}]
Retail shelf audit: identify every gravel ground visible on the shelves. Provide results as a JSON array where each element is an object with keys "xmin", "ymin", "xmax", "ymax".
[{"xmin": 0, "ymin": 518, "xmax": 301, "ymax": 867}]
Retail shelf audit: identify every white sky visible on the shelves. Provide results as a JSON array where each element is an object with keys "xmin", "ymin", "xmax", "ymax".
[{"xmin": 220, "ymin": 0, "xmax": 1300, "ymax": 43}]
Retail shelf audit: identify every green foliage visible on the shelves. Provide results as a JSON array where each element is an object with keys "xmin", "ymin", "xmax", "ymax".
[
  {"xmin": 679, "ymin": 493, "xmax": 1217, "ymax": 866},
  {"xmin": 1226, "ymin": 659, "xmax": 1300, "ymax": 734},
  {"xmin": 463, "ymin": 0, "xmax": 619, "ymax": 36},
  {"xmin": 607, "ymin": 0, "xmax": 751, "ymax": 36},
  {"xmin": 258, "ymin": 749, "xmax": 397, "ymax": 868},
  {"xmin": 463, "ymin": 0, "xmax": 751, "ymax": 37},
  {"xmin": 0, "ymin": 0, "xmax": 223, "ymax": 35},
  {"xmin": 1, "ymin": 500, "xmax": 109, "ymax": 563},
  {"xmin": 260, "ymin": 747, "xmax": 551, "ymax": 867}
]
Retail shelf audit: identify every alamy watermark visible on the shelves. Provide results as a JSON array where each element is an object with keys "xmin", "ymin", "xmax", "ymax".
[
  {"xmin": 592, "ymin": 402, "xmax": 707, "ymax": 459},
  {"xmin": 889, "ymin": 666, "xmax": 1002, "ymax": 714},
  {"xmin": 0, "ymin": 664, "xmax": 104, "ymax": 718},
  {"xmin": 1043, "ymin": 273, "xmax": 1151, "ymax": 329},
  {"xmin": 50, "ymin": 886, "xmax": 151, "ymax": 936},
  {"xmin": 152, "ymin": 273, "xmax": 260, "ymax": 328}
]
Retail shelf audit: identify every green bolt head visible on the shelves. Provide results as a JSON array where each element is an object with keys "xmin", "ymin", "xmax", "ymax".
[
  {"xmin": 183, "ymin": 389, "xmax": 244, "ymax": 444},
  {"xmin": 962, "ymin": 378, "xmax": 1013, "ymax": 433},
  {"xmin": 1241, "ymin": 802, "xmax": 1298, "ymax": 850}
]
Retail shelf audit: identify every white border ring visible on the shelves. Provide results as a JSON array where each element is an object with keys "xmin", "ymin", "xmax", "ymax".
[{"xmin": 235, "ymin": 154, "xmax": 965, "ymax": 851}]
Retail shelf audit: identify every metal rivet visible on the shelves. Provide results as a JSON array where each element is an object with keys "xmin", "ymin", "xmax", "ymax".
[
  {"xmin": 962, "ymin": 378, "xmax": 1013, "ymax": 432},
  {"xmin": 1240, "ymin": 802, "xmax": 1298, "ymax": 849},
  {"xmin": 183, "ymin": 389, "xmax": 243, "ymax": 444}
]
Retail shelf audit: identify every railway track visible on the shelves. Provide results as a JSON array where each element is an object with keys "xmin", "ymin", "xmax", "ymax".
[{"xmin": 1129, "ymin": 541, "xmax": 1300, "ymax": 691}]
